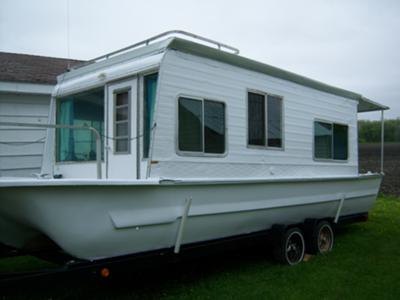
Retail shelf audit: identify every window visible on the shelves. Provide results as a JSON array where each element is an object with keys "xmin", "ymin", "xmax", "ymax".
[
  {"xmin": 247, "ymin": 91, "xmax": 283, "ymax": 148},
  {"xmin": 314, "ymin": 121, "xmax": 332, "ymax": 159},
  {"xmin": 267, "ymin": 95, "xmax": 283, "ymax": 147},
  {"xmin": 143, "ymin": 73, "xmax": 158, "ymax": 158},
  {"xmin": 333, "ymin": 124, "xmax": 348, "ymax": 160},
  {"xmin": 248, "ymin": 92, "xmax": 265, "ymax": 146},
  {"xmin": 314, "ymin": 121, "xmax": 348, "ymax": 160},
  {"xmin": 56, "ymin": 88, "xmax": 104, "ymax": 162},
  {"xmin": 178, "ymin": 97, "xmax": 225, "ymax": 154},
  {"xmin": 114, "ymin": 90, "xmax": 130, "ymax": 154}
]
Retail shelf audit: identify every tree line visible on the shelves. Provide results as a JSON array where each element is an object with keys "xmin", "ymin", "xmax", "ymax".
[{"xmin": 358, "ymin": 119, "xmax": 400, "ymax": 143}]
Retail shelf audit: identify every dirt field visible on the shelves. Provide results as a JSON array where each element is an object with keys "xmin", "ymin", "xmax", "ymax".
[{"xmin": 359, "ymin": 143, "xmax": 400, "ymax": 196}]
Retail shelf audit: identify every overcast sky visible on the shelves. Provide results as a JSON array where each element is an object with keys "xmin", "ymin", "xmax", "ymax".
[{"xmin": 0, "ymin": 0, "xmax": 399, "ymax": 119}]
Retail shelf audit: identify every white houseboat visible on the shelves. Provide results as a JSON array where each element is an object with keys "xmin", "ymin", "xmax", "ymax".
[{"xmin": 0, "ymin": 31, "xmax": 388, "ymax": 265}]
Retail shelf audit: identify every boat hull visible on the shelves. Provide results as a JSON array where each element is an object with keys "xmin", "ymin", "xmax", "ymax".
[{"xmin": 0, "ymin": 175, "xmax": 382, "ymax": 260}]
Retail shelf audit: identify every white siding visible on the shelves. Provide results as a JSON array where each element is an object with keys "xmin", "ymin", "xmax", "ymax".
[
  {"xmin": 0, "ymin": 93, "xmax": 50, "ymax": 177},
  {"xmin": 150, "ymin": 50, "xmax": 358, "ymax": 178}
]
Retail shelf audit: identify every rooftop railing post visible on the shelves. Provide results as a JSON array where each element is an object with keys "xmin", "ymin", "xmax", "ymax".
[
  {"xmin": 92, "ymin": 127, "xmax": 102, "ymax": 179},
  {"xmin": 380, "ymin": 110, "xmax": 385, "ymax": 174},
  {"xmin": 0, "ymin": 122, "xmax": 102, "ymax": 179},
  {"xmin": 72, "ymin": 30, "xmax": 240, "ymax": 70}
]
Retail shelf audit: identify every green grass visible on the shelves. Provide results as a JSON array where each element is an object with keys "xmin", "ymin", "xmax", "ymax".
[{"xmin": 1, "ymin": 195, "xmax": 400, "ymax": 299}]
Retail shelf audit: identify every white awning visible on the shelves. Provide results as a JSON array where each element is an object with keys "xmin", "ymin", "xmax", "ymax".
[{"xmin": 358, "ymin": 97, "xmax": 389, "ymax": 113}]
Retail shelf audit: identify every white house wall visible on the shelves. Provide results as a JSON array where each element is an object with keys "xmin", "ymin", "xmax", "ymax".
[
  {"xmin": 150, "ymin": 50, "xmax": 358, "ymax": 179},
  {"xmin": 0, "ymin": 93, "xmax": 50, "ymax": 177}
]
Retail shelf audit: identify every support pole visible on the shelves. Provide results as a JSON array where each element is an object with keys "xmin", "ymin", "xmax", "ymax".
[
  {"xmin": 380, "ymin": 110, "xmax": 385, "ymax": 174},
  {"xmin": 334, "ymin": 194, "xmax": 345, "ymax": 224},
  {"xmin": 174, "ymin": 197, "xmax": 192, "ymax": 254}
]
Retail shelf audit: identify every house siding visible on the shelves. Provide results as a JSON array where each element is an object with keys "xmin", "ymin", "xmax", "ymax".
[{"xmin": 0, "ymin": 93, "xmax": 49, "ymax": 177}]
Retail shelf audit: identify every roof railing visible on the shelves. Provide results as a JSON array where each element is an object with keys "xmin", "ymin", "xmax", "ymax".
[
  {"xmin": 0, "ymin": 122, "xmax": 102, "ymax": 179},
  {"xmin": 72, "ymin": 30, "xmax": 240, "ymax": 70}
]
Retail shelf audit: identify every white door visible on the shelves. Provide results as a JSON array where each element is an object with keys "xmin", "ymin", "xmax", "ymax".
[{"xmin": 106, "ymin": 78, "xmax": 137, "ymax": 179}]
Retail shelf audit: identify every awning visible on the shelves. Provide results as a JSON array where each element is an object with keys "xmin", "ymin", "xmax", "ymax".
[{"xmin": 358, "ymin": 97, "xmax": 389, "ymax": 113}]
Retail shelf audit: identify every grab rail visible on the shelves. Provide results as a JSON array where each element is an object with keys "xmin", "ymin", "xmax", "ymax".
[
  {"xmin": 72, "ymin": 30, "xmax": 240, "ymax": 70},
  {"xmin": 0, "ymin": 122, "xmax": 102, "ymax": 179}
]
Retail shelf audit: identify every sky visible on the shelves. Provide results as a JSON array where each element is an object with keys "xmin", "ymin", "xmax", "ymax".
[{"xmin": 0, "ymin": 0, "xmax": 399, "ymax": 120}]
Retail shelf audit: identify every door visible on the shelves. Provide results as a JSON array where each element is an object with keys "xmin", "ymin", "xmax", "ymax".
[{"xmin": 106, "ymin": 78, "xmax": 138, "ymax": 179}]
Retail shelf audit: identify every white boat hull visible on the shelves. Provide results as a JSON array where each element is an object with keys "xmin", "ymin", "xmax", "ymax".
[{"xmin": 0, "ymin": 174, "xmax": 381, "ymax": 260}]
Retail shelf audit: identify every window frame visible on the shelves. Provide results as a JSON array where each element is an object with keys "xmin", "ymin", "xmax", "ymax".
[
  {"xmin": 246, "ymin": 89, "xmax": 285, "ymax": 151},
  {"xmin": 313, "ymin": 118, "xmax": 349, "ymax": 163},
  {"xmin": 176, "ymin": 94, "xmax": 228, "ymax": 157},
  {"xmin": 113, "ymin": 88, "xmax": 131, "ymax": 155}
]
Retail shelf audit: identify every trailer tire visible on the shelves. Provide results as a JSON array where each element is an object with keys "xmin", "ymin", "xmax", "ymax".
[
  {"xmin": 273, "ymin": 227, "xmax": 305, "ymax": 265},
  {"xmin": 309, "ymin": 220, "xmax": 334, "ymax": 254}
]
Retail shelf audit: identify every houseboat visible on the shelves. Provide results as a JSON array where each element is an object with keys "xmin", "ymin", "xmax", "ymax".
[{"xmin": 0, "ymin": 31, "xmax": 388, "ymax": 265}]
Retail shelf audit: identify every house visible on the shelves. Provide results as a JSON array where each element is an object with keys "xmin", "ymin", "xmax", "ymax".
[{"xmin": 0, "ymin": 52, "xmax": 82, "ymax": 177}]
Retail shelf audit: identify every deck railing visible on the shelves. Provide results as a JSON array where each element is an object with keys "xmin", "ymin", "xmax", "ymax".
[{"xmin": 0, "ymin": 122, "xmax": 102, "ymax": 179}]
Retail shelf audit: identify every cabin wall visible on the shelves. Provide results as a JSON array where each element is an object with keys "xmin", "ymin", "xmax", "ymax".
[{"xmin": 150, "ymin": 50, "xmax": 358, "ymax": 178}]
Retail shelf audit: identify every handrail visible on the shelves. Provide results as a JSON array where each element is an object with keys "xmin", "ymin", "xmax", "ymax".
[
  {"xmin": 72, "ymin": 30, "xmax": 240, "ymax": 70},
  {"xmin": 0, "ymin": 122, "xmax": 102, "ymax": 179}
]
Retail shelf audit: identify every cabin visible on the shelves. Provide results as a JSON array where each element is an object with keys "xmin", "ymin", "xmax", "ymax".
[{"xmin": 44, "ymin": 31, "xmax": 388, "ymax": 180}]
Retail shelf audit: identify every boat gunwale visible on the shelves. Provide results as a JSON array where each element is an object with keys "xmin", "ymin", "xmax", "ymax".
[{"xmin": 0, "ymin": 173, "xmax": 382, "ymax": 188}]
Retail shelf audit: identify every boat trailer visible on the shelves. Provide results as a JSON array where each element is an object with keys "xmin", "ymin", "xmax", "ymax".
[{"xmin": 0, "ymin": 212, "xmax": 369, "ymax": 285}]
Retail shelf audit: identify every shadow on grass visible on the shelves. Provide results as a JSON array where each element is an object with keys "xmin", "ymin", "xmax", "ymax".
[{"xmin": 0, "ymin": 241, "xmax": 275, "ymax": 300}]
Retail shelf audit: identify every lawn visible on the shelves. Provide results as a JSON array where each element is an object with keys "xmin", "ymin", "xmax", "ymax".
[{"xmin": 1, "ymin": 195, "xmax": 399, "ymax": 299}]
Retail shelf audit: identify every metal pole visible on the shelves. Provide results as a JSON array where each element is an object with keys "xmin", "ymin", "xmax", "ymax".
[
  {"xmin": 334, "ymin": 194, "xmax": 345, "ymax": 223},
  {"xmin": 380, "ymin": 110, "xmax": 385, "ymax": 174},
  {"xmin": 0, "ymin": 122, "xmax": 102, "ymax": 179},
  {"xmin": 174, "ymin": 197, "xmax": 192, "ymax": 254}
]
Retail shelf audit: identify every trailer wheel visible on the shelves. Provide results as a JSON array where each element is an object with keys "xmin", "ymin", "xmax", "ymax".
[
  {"xmin": 310, "ymin": 221, "xmax": 334, "ymax": 254},
  {"xmin": 274, "ymin": 227, "xmax": 305, "ymax": 265}
]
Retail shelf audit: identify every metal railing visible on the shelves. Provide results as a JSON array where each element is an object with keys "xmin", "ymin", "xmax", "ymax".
[
  {"xmin": 0, "ymin": 122, "xmax": 102, "ymax": 179},
  {"xmin": 72, "ymin": 30, "xmax": 240, "ymax": 70}
]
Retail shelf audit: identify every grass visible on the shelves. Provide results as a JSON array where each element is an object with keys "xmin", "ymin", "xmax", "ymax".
[{"xmin": 1, "ymin": 195, "xmax": 400, "ymax": 299}]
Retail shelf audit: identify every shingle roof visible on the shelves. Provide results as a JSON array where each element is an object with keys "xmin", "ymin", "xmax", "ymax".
[{"xmin": 0, "ymin": 52, "xmax": 84, "ymax": 85}]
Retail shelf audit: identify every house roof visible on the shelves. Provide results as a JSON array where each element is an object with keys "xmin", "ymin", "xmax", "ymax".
[{"xmin": 0, "ymin": 52, "xmax": 84, "ymax": 85}]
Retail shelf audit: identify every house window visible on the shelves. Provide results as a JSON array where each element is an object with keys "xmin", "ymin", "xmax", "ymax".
[
  {"xmin": 248, "ymin": 91, "xmax": 283, "ymax": 148},
  {"xmin": 56, "ymin": 88, "xmax": 104, "ymax": 162},
  {"xmin": 314, "ymin": 121, "xmax": 348, "ymax": 160},
  {"xmin": 114, "ymin": 90, "xmax": 130, "ymax": 154},
  {"xmin": 178, "ymin": 97, "xmax": 225, "ymax": 154},
  {"xmin": 143, "ymin": 73, "xmax": 158, "ymax": 158}
]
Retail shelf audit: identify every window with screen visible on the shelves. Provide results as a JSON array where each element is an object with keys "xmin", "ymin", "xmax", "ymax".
[
  {"xmin": 248, "ymin": 92, "xmax": 265, "ymax": 146},
  {"xmin": 114, "ymin": 90, "xmax": 130, "ymax": 154},
  {"xmin": 248, "ymin": 91, "xmax": 283, "ymax": 148},
  {"xmin": 178, "ymin": 97, "xmax": 225, "ymax": 154},
  {"xmin": 314, "ymin": 121, "xmax": 348, "ymax": 160},
  {"xmin": 56, "ymin": 88, "xmax": 104, "ymax": 162}
]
